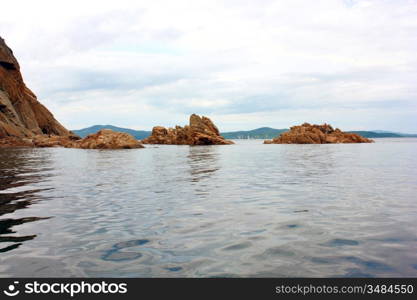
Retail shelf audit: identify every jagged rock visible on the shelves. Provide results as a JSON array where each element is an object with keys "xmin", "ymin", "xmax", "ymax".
[
  {"xmin": 32, "ymin": 135, "xmax": 79, "ymax": 148},
  {"xmin": 0, "ymin": 36, "xmax": 74, "ymax": 140},
  {"xmin": 75, "ymin": 129, "xmax": 144, "ymax": 149},
  {"xmin": 264, "ymin": 123, "xmax": 373, "ymax": 144},
  {"xmin": 30, "ymin": 129, "xmax": 144, "ymax": 149},
  {"xmin": 0, "ymin": 136, "xmax": 33, "ymax": 148},
  {"xmin": 142, "ymin": 114, "xmax": 234, "ymax": 145}
]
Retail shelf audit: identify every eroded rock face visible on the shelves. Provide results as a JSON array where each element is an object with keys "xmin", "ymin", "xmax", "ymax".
[
  {"xmin": 142, "ymin": 114, "xmax": 234, "ymax": 145},
  {"xmin": 264, "ymin": 123, "xmax": 373, "ymax": 144},
  {"xmin": 0, "ymin": 37, "xmax": 73, "ymax": 139}
]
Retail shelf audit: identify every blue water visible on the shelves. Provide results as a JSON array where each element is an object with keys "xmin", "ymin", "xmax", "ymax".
[{"xmin": 0, "ymin": 138, "xmax": 416, "ymax": 277}]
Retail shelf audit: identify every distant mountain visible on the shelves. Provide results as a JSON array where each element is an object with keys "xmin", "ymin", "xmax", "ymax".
[
  {"xmin": 368, "ymin": 130, "xmax": 417, "ymax": 137},
  {"xmin": 347, "ymin": 131, "xmax": 403, "ymax": 138},
  {"xmin": 72, "ymin": 125, "xmax": 151, "ymax": 139},
  {"xmin": 397, "ymin": 133, "xmax": 417, "ymax": 137},
  {"xmin": 349, "ymin": 131, "xmax": 417, "ymax": 138},
  {"xmin": 221, "ymin": 127, "xmax": 288, "ymax": 139},
  {"xmin": 371, "ymin": 130, "xmax": 395, "ymax": 134}
]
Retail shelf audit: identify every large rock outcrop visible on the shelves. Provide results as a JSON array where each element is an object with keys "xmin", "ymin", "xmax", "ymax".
[
  {"xmin": 15, "ymin": 129, "xmax": 144, "ymax": 149},
  {"xmin": 264, "ymin": 123, "xmax": 373, "ymax": 144},
  {"xmin": 142, "ymin": 114, "xmax": 234, "ymax": 145},
  {"xmin": 0, "ymin": 37, "xmax": 73, "ymax": 139},
  {"xmin": 74, "ymin": 129, "xmax": 144, "ymax": 149}
]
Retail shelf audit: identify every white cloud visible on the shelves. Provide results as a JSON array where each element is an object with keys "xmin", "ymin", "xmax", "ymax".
[{"xmin": 1, "ymin": 0, "xmax": 417, "ymax": 132}]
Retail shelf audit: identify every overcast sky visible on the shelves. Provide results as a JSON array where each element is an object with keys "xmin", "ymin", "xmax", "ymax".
[{"xmin": 2, "ymin": 0, "xmax": 417, "ymax": 132}]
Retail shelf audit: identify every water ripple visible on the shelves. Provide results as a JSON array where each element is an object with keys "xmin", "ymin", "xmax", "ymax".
[{"xmin": 0, "ymin": 139, "xmax": 416, "ymax": 277}]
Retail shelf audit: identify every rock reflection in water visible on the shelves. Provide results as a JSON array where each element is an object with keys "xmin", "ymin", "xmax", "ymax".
[
  {"xmin": 0, "ymin": 149, "xmax": 52, "ymax": 252},
  {"xmin": 187, "ymin": 146, "xmax": 220, "ymax": 182},
  {"xmin": 187, "ymin": 146, "xmax": 220, "ymax": 197}
]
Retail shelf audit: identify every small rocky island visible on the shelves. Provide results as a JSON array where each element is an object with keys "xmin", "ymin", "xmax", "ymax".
[
  {"xmin": 33, "ymin": 129, "xmax": 144, "ymax": 149},
  {"xmin": 142, "ymin": 114, "xmax": 234, "ymax": 145},
  {"xmin": 264, "ymin": 123, "xmax": 373, "ymax": 144},
  {"xmin": 0, "ymin": 37, "xmax": 142, "ymax": 149}
]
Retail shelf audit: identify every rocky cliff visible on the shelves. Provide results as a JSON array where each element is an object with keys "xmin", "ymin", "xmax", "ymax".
[
  {"xmin": 264, "ymin": 123, "xmax": 373, "ymax": 144},
  {"xmin": 142, "ymin": 114, "xmax": 234, "ymax": 145},
  {"xmin": 0, "ymin": 37, "xmax": 72, "ymax": 140},
  {"xmin": 0, "ymin": 37, "xmax": 143, "ymax": 149}
]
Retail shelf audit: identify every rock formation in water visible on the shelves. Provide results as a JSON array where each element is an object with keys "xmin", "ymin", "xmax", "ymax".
[
  {"xmin": 142, "ymin": 114, "xmax": 234, "ymax": 145},
  {"xmin": 37, "ymin": 129, "xmax": 144, "ymax": 149},
  {"xmin": 0, "ymin": 37, "xmax": 73, "ymax": 139},
  {"xmin": 264, "ymin": 123, "xmax": 373, "ymax": 144},
  {"xmin": 1, "ymin": 129, "xmax": 143, "ymax": 149},
  {"xmin": 0, "ymin": 37, "xmax": 143, "ymax": 149},
  {"xmin": 74, "ymin": 129, "xmax": 144, "ymax": 149}
]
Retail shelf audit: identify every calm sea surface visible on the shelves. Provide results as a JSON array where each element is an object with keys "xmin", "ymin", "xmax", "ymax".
[{"xmin": 0, "ymin": 138, "xmax": 416, "ymax": 277}]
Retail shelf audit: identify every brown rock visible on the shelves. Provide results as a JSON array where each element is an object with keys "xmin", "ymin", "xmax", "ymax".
[
  {"xmin": 142, "ymin": 114, "xmax": 234, "ymax": 145},
  {"xmin": 29, "ymin": 129, "xmax": 144, "ymax": 149},
  {"xmin": 0, "ymin": 136, "xmax": 34, "ymax": 148},
  {"xmin": 31, "ymin": 135, "xmax": 74, "ymax": 148},
  {"xmin": 0, "ymin": 36, "xmax": 73, "ymax": 140},
  {"xmin": 264, "ymin": 123, "xmax": 373, "ymax": 144},
  {"xmin": 75, "ymin": 129, "xmax": 144, "ymax": 149}
]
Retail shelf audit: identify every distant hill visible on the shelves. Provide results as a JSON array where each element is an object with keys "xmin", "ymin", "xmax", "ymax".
[
  {"xmin": 72, "ymin": 125, "xmax": 151, "ymax": 139},
  {"xmin": 347, "ymin": 131, "xmax": 403, "ymax": 138},
  {"xmin": 72, "ymin": 125, "xmax": 417, "ymax": 140},
  {"xmin": 221, "ymin": 127, "xmax": 288, "ymax": 139},
  {"xmin": 368, "ymin": 130, "xmax": 417, "ymax": 137},
  {"xmin": 348, "ymin": 131, "xmax": 417, "ymax": 138}
]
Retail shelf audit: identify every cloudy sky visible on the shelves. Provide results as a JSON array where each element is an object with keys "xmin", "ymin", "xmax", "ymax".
[{"xmin": 1, "ymin": 0, "xmax": 417, "ymax": 132}]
